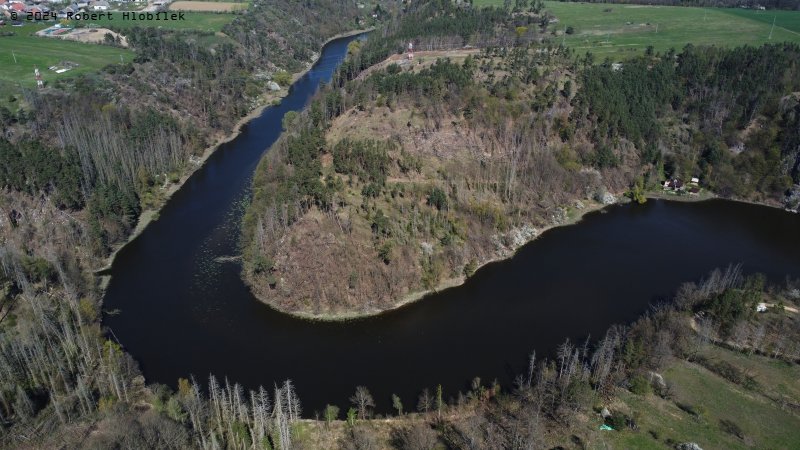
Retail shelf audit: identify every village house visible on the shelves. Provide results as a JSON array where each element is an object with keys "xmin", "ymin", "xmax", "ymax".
[
  {"xmin": 90, "ymin": 0, "xmax": 108, "ymax": 10},
  {"xmin": 57, "ymin": 4, "xmax": 79, "ymax": 17},
  {"xmin": 663, "ymin": 178, "xmax": 685, "ymax": 192}
]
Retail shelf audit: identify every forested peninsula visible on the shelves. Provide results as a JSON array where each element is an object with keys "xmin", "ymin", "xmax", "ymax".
[{"xmin": 241, "ymin": 0, "xmax": 800, "ymax": 319}]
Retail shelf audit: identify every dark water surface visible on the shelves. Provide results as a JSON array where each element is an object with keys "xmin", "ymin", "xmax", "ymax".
[{"xmin": 103, "ymin": 34, "xmax": 800, "ymax": 415}]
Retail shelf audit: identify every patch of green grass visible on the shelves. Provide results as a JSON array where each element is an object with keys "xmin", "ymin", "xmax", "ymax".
[
  {"xmin": 69, "ymin": 11, "xmax": 238, "ymax": 32},
  {"xmin": 473, "ymin": 1, "xmax": 800, "ymax": 59},
  {"xmin": 0, "ymin": 24, "xmax": 134, "ymax": 85},
  {"xmin": 0, "ymin": 84, "xmax": 23, "ymax": 114},
  {"xmin": 723, "ymin": 8, "xmax": 800, "ymax": 34},
  {"xmin": 579, "ymin": 353, "xmax": 800, "ymax": 450},
  {"xmin": 699, "ymin": 344, "xmax": 800, "ymax": 405},
  {"xmin": 665, "ymin": 361, "xmax": 800, "ymax": 449},
  {"xmin": 547, "ymin": 2, "xmax": 800, "ymax": 59}
]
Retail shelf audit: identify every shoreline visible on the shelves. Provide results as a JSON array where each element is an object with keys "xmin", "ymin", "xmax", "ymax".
[
  {"xmin": 254, "ymin": 198, "xmax": 616, "ymax": 322},
  {"xmin": 253, "ymin": 190, "xmax": 795, "ymax": 322},
  {"xmin": 94, "ymin": 28, "xmax": 373, "ymax": 284}
]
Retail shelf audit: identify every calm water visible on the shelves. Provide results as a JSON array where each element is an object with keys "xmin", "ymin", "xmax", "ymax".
[{"xmin": 103, "ymin": 35, "xmax": 800, "ymax": 416}]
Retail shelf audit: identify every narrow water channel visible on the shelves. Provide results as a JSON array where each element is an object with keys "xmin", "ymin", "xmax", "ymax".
[{"xmin": 103, "ymin": 34, "xmax": 800, "ymax": 416}]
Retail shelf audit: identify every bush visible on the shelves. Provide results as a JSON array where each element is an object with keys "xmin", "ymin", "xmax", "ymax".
[
  {"xmin": 719, "ymin": 418, "xmax": 745, "ymax": 440},
  {"xmin": 695, "ymin": 357, "xmax": 759, "ymax": 390},
  {"xmin": 21, "ymin": 257, "xmax": 56, "ymax": 284},
  {"xmin": 371, "ymin": 210, "xmax": 391, "ymax": 236},
  {"xmin": 606, "ymin": 413, "xmax": 627, "ymax": 430},
  {"xmin": 629, "ymin": 374, "xmax": 652, "ymax": 395},
  {"xmin": 361, "ymin": 182, "xmax": 381, "ymax": 198},
  {"xmin": 272, "ymin": 70, "xmax": 292, "ymax": 87},
  {"xmin": 427, "ymin": 187, "xmax": 448, "ymax": 211},
  {"xmin": 378, "ymin": 241, "xmax": 393, "ymax": 264},
  {"xmin": 463, "ymin": 259, "xmax": 477, "ymax": 278},
  {"xmin": 676, "ymin": 402, "xmax": 706, "ymax": 418},
  {"xmin": 252, "ymin": 254, "xmax": 274, "ymax": 274}
]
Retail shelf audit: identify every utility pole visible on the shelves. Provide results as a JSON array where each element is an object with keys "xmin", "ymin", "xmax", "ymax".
[
  {"xmin": 11, "ymin": 50, "xmax": 17, "ymax": 64},
  {"xmin": 768, "ymin": 16, "xmax": 776, "ymax": 39},
  {"xmin": 562, "ymin": 25, "xmax": 566, "ymax": 46},
  {"xmin": 655, "ymin": 23, "xmax": 659, "ymax": 33}
]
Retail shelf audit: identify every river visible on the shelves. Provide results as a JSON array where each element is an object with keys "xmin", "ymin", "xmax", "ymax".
[{"xmin": 103, "ymin": 33, "xmax": 800, "ymax": 416}]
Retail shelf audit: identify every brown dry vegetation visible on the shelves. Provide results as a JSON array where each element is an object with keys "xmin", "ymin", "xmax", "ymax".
[{"xmin": 243, "ymin": 47, "xmax": 638, "ymax": 319}]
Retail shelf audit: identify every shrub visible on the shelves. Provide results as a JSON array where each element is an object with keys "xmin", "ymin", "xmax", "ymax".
[
  {"xmin": 252, "ymin": 254, "xmax": 274, "ymax": 274},
  {"xmin": 606, "ymin": 413, "xmax": 627, "ymax": 430},
  {"xmin": 719, "ymin": 419, "xmax": 746, "ymax": 440},
  {"xmin": 463, "ymin": 259, "xmax": 477, "ymax": 278},
  {"xmin": 272, "ymin": 70, "xmax": 292, "ymax": 87},
  {"xmin": 371, "ymin": 210, "xmax": 391, "ymax": 236},
  {"xmin": 361, "ymin": 182, "xmax": 381, "ymax": 198},
  {"xmin": 629, "ymin": 374, "xmax": 652, "ymax": 395},
  {"xmin": 427, "ymin": 187, "xmax": 448, "ymax": 211},
  {"xmin": 676, "ymin": 402, "xmax": 706, "ymax": 418},
  {"xmin": 378, "ymin": 241, "xmax": 393, "ymax": 264}
]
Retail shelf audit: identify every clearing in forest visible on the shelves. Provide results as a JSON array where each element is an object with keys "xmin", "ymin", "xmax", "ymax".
[
  {"xmin": 474, "ymin": 1, "xmax": 800, "ymax": 59},
  {"xmin": 0, "ymin": 24, "xmax": 134, "ymax": 85}
]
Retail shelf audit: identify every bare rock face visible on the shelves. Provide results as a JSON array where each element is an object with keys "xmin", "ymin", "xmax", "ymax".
[
  {"xmin": 648, "ymin": 371, "xmax": 666, "ymax": 391},
  {"xmin": 595, "ymin": 190, "xmax": 616, "ymax": 205},
  {"xmin": 508, "ymin": 225, "xmax": 537, "ymax": 248},
  {"xmin": 676, "ymin": 443, "xmax": 704, "ymax": 450},
  {"xmin": 267, "ymin": 81, "xmax": 281, "ymax": 91},
  {"xmin": 785, "ymin": 184, "xmax": 800, "ymax": 211}
]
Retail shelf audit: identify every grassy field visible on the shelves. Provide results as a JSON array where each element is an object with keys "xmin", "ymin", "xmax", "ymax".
[
  {"xmin": 574, "ymin": 344, "xmax": 800, "ymax": 450},
  {"xmin": 475, "ymin": 1, "xmax": 800, "ymax": 58},
  {"xmin": 70, "ymin": 11, "xmax": 238, "ymax": 32},
  {"xmin": 0, "ymin": 24, "xmax": 134, "ymax": 85},
  {"xmin": 169, "ymin": 2, "xmax": 248, "ymax": 12},
  {"xmin": 0, "ymin": 11, "xmax": 238, "ymax": 86}
]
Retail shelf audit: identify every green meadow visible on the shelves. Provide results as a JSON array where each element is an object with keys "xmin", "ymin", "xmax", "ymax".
[
  {"xmin": 0, "ymin": 24, "xmax": 134, "ymax": 85},
  {"xmin": 0, "ymin": 10, "xmax": 238, "ymax": 86},
  {"xmin": 475, "ymin": 1, "xmax": 800, "ymax": 59},
  {"xmin": 78, "ymin": 11, "xmax": 238, "ymax": 32}
]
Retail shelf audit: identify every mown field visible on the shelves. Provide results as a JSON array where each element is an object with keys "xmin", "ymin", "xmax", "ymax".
[
  {"xmin": 0, "ymin": 24, "xmax": 134, "ymax": 85},
  {"xmin": 474, "ymin": 1, "xmax": 800, "ymax": 58},
  {"xmin": 0, "ymin": 10, "xmax": 238, "ymax": 86},
  {"xmin": 71, "ymin": 11, "xmax": 238, "ymax": 32}
]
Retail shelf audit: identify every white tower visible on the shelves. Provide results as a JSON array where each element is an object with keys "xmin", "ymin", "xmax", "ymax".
[
  {"xmin": 34, "ymin": 67, "xmax": 43, "ymax": 89},
  {"xmin": 407, "ymin": 42, "xmax": 414, "ymax": 60}
]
